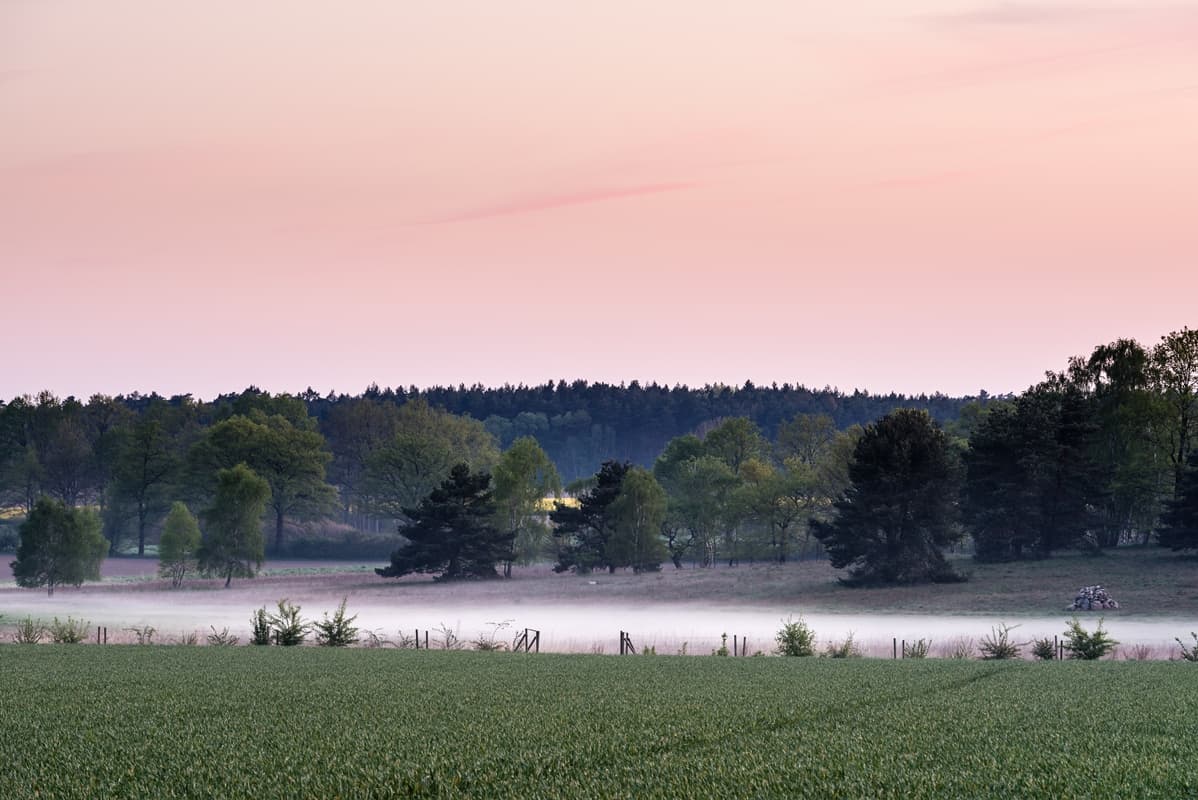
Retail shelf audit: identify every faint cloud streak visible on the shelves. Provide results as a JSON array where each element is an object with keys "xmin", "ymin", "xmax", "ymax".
[{"xmin": 413, "ymin": 182, "xmax": 694, "ymax": 226}]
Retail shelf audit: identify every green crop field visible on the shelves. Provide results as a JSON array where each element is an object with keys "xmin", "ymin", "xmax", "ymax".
[{"xmin": 1, "ymin": 648, "xmax": 1196, "ymax": 799}]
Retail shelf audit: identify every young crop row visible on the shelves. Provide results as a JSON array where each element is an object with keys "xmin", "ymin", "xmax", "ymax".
[{"xmin": 1, "ymin": 647, "xmax": 1196, "ymax": 798}]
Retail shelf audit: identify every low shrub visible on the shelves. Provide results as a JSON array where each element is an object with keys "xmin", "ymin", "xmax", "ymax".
[
  {"xmin": 469, "ymin": 620, "xmax": 511, "ymax": 652},
  {"xmin": 942, "ymin": 636, "xmax": 975, "ymax": 660},
  {"xmin": 1063, "ymin": 617, "xmax": 1116, "ymax": 661},
  {"xmin": 207, "ymin": 627, "xmax": 240, "ymax": 646},
  {"xmin": 313, "ymin": 598, "xmax": 360, "ymax": 648},
  {"xmin": 249, "ymin": 608, "xmax": 272, "ymax": 646},
  {"xmin": 1062, "ymin": 617, "xmax": 1118, "ymax": 660},
  {"xmin": 1175, "ymin": 632, "xmax": 1198, "ymax": 663},
  {"xmin": 979, "ymin": 623, "xmax": 1021, "ymax": 660},
  {"xmin": 1031, "ymin": 637, "xmax": 1056, "ymax": 661},
  {"xmin": 12, "ymin": 617, "xmax": 46, "ymax": 645},
  {"xmin": 126, "ymin": 625, "xmax": 156, "ymax": 645},
  {"xmin": 824, "ymin": 633, "xmax": 862, "ymax": 659},
  {"xmin": 775, "ymin": 616, "xmax": 816, "ymax": 657},
  {"xmin": 49, "ymin": 617, "xmax": 90, "ymax": 644},
  {"xmin": 902, "ymin": 638, "xmax": 931, "ymax": 659},
  {"xmin": 267, "ymin": 599, "xmax": 309, "ymax": 646}
]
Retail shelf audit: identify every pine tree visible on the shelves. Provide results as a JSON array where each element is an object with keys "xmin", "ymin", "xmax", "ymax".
[
  {"xmin": 550, "ymin": 461, "xmax": 628, "ymax": 574},
  {"xmin": 811, "ymin": 409, "xmax": 963, "ymax": 585},
  {"xmin": 375, "ymin": 464, "xmax": 512, "ymax": 580}
]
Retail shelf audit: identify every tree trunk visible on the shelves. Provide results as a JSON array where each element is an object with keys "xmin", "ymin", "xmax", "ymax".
[
  {"xmin": 225, "ymin": 565, "xmax": 233, "ymax": 588},
  {"xmin": 275, "ymin": 509, "xmax": 286, "ymax": 553},
  {"xmin": 137, "ymin": 504, "xmax": 148, "ymax": 557}
]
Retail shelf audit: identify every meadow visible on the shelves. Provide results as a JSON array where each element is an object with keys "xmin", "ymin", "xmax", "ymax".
[
  {"xmin": 2, "ymin": 548, "xmax": 1196, "ymax": 656},
  {"xmin": 1, "ymin": 647, "xmax": 1196, "ymax": 799}
]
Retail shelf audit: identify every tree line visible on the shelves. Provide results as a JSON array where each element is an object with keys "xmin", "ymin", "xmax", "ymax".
[
  {"xmin": 4, "ymin": 326, "xmax": 1197, "ymax": 589},
  {"xmin": 0, "ymin": 382, "xmax": 970, "ymax": 555}
]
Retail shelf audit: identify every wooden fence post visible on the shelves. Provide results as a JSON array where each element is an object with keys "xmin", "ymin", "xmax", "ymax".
[{"xmin": 893, "ymin": 638, "xmax": 897, "ymax": 659}]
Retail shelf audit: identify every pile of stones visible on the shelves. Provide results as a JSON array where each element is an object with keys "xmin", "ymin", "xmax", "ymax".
[{"xmin": 1068, "ymin": 585, "xmax": 1119, "ymax": 611}]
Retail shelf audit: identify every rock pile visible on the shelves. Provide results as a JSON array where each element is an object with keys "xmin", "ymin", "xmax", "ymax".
[{"xmin": 1069, "ymin": 585, "xmax": 1119, "ymax": 611}]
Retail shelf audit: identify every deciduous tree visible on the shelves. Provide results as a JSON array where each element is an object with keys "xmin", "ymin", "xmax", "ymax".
[
  {"xmin": 158, "ymin": 501, "xmax": 201, "ymax": 587},
  {"xmin": 605, "ymin": 467, "xmax": 668, "ymax": 572},
  {"xmin": 190, "ymin": 413, "xmax": 336, "ymax": 552},
  {"xmin": 198, "ymin": 464, "xmax": 270, "ymax": 587},
  {"xmin": 492, "ymin": 437, "xmax": 561, "ymax": 576},
  {"xmin": 11, "ymin": 497, "xmax": 106, "ymax": 595}
]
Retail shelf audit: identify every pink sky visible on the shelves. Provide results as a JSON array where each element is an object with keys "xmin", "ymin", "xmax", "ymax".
[{"xmin": 2, "ymin": 1, "xmax": 1196, "ymax": 400}]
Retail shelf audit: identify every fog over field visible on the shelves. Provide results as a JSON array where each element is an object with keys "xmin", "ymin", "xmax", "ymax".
[{"xmin": 2, "ymin": 559, "xmax": 1193, "ymax": 656}]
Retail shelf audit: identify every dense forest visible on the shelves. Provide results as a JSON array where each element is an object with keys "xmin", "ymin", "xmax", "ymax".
[{"xmin": 3, "ymin": 327, "xmax": 1197, "ymax": 584}]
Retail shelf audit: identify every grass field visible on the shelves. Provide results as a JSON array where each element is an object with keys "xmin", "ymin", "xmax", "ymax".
[{"xmin": 2, "ymin": 647, "xmax": 1196, "ymax": 798}]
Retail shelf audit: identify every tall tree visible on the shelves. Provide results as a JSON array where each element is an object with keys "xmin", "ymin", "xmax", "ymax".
[
  {"xmin": 11, "ymin": 498, "xmax": 107, "ymax": 596},
  {"xmin": 375, "ymin": 464, "xmax": 512, "ymax": 580},
  {"xmin": 1068, "ymin": 340, "xmax": 1171, "ymax": 546},
  {"xmin": 656, "ymin": 454, "xmax": 739, "ymax": 568},
  {"xmin": 492, "ymin": 437, "xmax": 561, "ymax": 577},
  {"xmin": 811, "ymin": 409, "xmax": 963, "ymax": 585},
  {"xmin": 111, "ymin": 412, "xmax": 181, "ymax": 555},
  {"xmin": 198, "ymin": 464, "xmax": 269, "ymax": 587},
  {"xmin": 701, "ymin": 417, "xmax": 767, "ymax": 476},
  {"xmin": 189, "ymin": 413, "xmax": 337, "ymax": 551},
  {"xmin": 320, "ymin": 397, "xmax": 400, "ymax": 528},
  {"xmin": 605, "ymin": 467, "xmax": 668, "ymax": 572},
  {"xmin": 1158, "ymin": 449, "xmax": 1198, "ymax": 552},
  {"xmin": 1150, "ymin": 327, "xmax": 1198, "ymax": 499},
  {"xmin": 550, "ymin": 460, "xmax": 629, "ymax": 574},
  {"xmin": 963, "ymin": 383, "xmax": 1104, "ymax": 560},
  {"xmin": 745, "ymin": 461, "xmax": 819, "ymax": 563},
  {"xmin": 158, "ymin": 501, "xmax": 201, "ymax": 587},
  {"xmin": 775, "ymin": 413, "xmax": 838, "ymax": 466},
  {"xmin": 364, "ymin": 400, "xmax": 499, "ymax": 522},
  {"xmin": 0, "ymin": 396, "xmax": 42, "ymax": 513}
]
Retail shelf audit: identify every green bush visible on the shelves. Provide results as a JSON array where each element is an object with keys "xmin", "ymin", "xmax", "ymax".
[
  {"xmin": 1062, "ymin": 617, "xmax": 1118, "ymax": 660},
  {"xmin": 12, "ymin": 617, "xmax": 46, "ymax": 644},
  {"xmin": 824, "ymin": 634, "xmax": 862, "ymax": 659},
  {"xmin": 49, "ymin": 617, "xmax": 90, "ymax": 644},
  {"xmin": 313, "ymin": 598, "xmax": 360, "ymax": 648},
  {"xmin": 249, "ymin": 608, "xmax": 272, "ymax": 646},
  {"xmin": 1031, "ymin": 637, "xmax": 1056, "ymax": 661},
  {"xmin": 775, "ymin": 616, "xmax": 816, "ymax": 657},
  {"xmin": 267, "ymin": 599, "xmax": 309, "ymax": 646},
  {"xmin": 979, "ymin": 623, "xmax": 1021, "ymax": 660}
]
